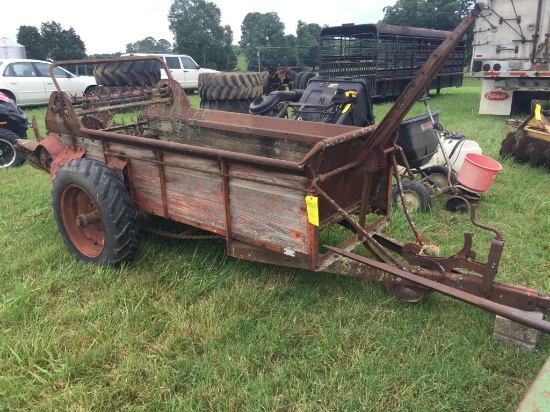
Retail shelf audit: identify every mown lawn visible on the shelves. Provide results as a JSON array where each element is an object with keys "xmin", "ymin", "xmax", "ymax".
[{"xmin": 1, "ymin": 77, "xmax": 549, "ymax": 411}]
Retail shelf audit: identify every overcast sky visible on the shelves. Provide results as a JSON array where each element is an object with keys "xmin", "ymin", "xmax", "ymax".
[{"xmin": 3, "ymin": 0, "xmax": 397, "ymax": 55}]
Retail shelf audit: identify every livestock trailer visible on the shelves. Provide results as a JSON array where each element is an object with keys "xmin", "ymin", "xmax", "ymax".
[{"xmin": 319, "ymin": 23, "xmax": 466, "ymax": 98}]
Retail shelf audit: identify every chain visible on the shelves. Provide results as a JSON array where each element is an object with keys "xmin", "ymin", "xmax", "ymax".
[{"xmin": 140, "ymin": 225, "xmax": 222, "ymax": 240}]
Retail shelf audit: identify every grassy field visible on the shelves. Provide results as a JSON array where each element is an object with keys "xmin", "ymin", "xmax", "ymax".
[{"xmin": 1, "ymin": 77, "xmax": 549, "ymax": 411}]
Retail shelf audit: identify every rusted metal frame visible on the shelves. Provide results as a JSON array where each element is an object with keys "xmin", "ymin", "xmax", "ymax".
[
  {"xmin": 166, "ymin": 115, "xmax": 340, "ymax": 145},
  {"xmin": 312, "ymin": 180, "xmax": 406, "ymax": 269},
  {"xmin": 358, "ymin": 174, "xmax": 373, "ymax": 229},
  {"xmin": 391, "ymin": 154, "xmax": 425, "ymax": 245},
  {"xmin": 80, "ymin": 127, "xmax": 304, "ymax": 172},
  {"xmin": 351, "ymin": 3, "xmax": 484, "ymax": 168},
  {"xmin": 324, "ymin": 245, "xmax": 550, "ymax": 334},
  {"xmin": 298, "ymin": 125, "xmax": 378, "ymax": 166},
  {"xmin": 155, "ymin": 149, "xmax": 169, "ymax": 218},
  {"xmin": 101, "ymin": 148, "xmax": 308, "ymax": 194},
  {"xmin": 101, "ymin": 138, "xmax": 112, "ymax": 168},
  {"xmin": 369, "ymin": 231, "xmax": 550, "ymax": 313},
  {"xmin": 220, "ymin": 159, "xmax": 233, "ymax": 251},
  {"xmin": 314, "ymin": 146, "xmax": 397, "ymax": 183},
  {"xmin": 77, "ymin": 97, "xmax": 171, "ymax": 116},
  {"xmin": 395, "ymin": 146, "xmax": 416, "ymax": 180}
]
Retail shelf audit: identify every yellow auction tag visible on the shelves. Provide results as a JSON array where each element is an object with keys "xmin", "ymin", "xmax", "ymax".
[
  {"xmin": 535, "ymin": 104, "xmax": 542, "ymax": 121},
  {"xmin": 305, "ymin": 195, "xmax": 319, "ymax": 226}
]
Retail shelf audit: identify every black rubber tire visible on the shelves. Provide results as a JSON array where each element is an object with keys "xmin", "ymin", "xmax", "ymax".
[
  {"xmin": 0, "ymin": 128, "xmax": 25, "ymax": 168},
  {"xmin": 52, "ymin": 158, "xmax": 139, "ymax": 265},
  {"xmin": 299, "ymin": 71, "xmax": 316, "ymax": 89},
  {"xmin": 422, "ymin": 165, "xmax": 458, "ymax": 193},
  {"xmin": 198, "ymin": 72, "xmax": 263, "ymax": 100},
  {"xmin": 292, "ymin": 71, "xmax": 304, "ymax": 90},
  {"xmin": 200, "ymin": 98, "xmax": 256, "ymax": 114},
  {"xmin": 261, "ymin": 71, "xmax": 271, "ymax": 95},
  {"xmin": 392, "ymin": 180, "xmax": 432, "ymax": 212},
  {"xmin": 93, "ymin": 60, "xmax": 161, "ymax": 87}
]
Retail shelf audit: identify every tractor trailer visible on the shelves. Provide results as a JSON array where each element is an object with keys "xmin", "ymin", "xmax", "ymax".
[{"xmin": 471, "ymin": 0, "xmax": 550, "ymax": 114}]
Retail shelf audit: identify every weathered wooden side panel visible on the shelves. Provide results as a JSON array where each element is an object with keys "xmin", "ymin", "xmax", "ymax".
[
  {"xmin": 228, "ymin": 164, "xmax": 310, "ymax": 255},
  {"xmin": 158, "ymin": 123, "xmax": 314, "ymax": 163},
  {"xmin": 162, "ymin": 153, "xmax": 226, "ymax": 234}
]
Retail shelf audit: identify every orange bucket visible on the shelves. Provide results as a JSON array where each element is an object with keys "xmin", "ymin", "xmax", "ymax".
[{"xmin": 457, "ymin": 153, "xmax": 502, "ymax": 192}]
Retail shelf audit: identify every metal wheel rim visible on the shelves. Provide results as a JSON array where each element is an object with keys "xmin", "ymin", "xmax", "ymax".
[
  {"xmin": 402, "ymin": 190, "xmax": 422, "ymax": 210},
  {"xmin": 429, "ymin": 173, "xmax": 450, "ymax": 190},
  {"xmin": 0, "ymin": 138, "xmax": 16, "ymax": 168},
  {"xmin": 60, "ymin": 184, "xmax": 104, "ymax": 258}
]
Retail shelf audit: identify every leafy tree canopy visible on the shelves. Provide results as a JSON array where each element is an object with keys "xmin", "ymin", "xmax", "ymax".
[
  {"xmin": 239, "ymin": 12, "xmax": 287, "ymax": 71},
  {"xmin": 16, "ymin": 26, "xmax": 44, "ymax": 60},
  {"xmin": 16, "ymin": 21, "xmax": 86, "ymax": 61},
  {"xmin": 126, "ymin": 37, "xmax": 172, "ymax": 54},
  {"xmin": 381, "ymin": 0, "xmax": 474, "ymax": 31},
  {"xmin": 296, "ymin": 21, "xmax": 322, "ymax": 70},
  {"xmin": 168, "ymin": 0, "xmax": 236, "ymax": 71}
]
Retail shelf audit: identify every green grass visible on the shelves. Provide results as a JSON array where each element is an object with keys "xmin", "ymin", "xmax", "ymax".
[{"xmin": 1, "ymin": 77, "xmax": 549, "ymax": 411}]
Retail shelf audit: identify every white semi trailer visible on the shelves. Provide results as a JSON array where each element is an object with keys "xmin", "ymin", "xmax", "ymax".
[{"xmin": 471, "ymin": 0, "xmax": 550, "ymax": 114}]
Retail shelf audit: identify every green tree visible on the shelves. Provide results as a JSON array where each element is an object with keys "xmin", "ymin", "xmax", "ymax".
[
  {"xmin": 16, "ymin": 26, "xmax": 44, "ymax": 59},
  {"xmin": 40, "ymin": 21, "xmax": 86, "ymax": 61},
  {"xmin": 381, "ymin": 0, "xmax": 474, "ymax": 30},
  {"xmin": 381, "ymin": 0, "xmax": 475, "ymax": 64},
  {"xmin": 126, "ymin": 37, "xmax": 172, "ymax": 53},
  {"xmin": 296, "ymin": 21, "xmax": 322, "ymax": 70},
  {"xmin": 240, "ymin": 12, "xmax": 287, "ymax": 71},
  {"xmin": 168, "ymin": 0, "xmax": 236, "ymax": 71}
]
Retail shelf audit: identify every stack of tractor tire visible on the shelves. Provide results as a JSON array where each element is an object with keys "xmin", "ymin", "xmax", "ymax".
[
  {"xmin": 93, "ymin": 60, "xmax": 161, "ymax": 87},
  {"xmin": 198, "ymin": 72, "xmax": 264, "ymax": 113}
]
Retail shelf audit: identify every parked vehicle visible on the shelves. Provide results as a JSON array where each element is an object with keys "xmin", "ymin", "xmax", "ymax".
[
  {"xmin": 13, "ymin": 5, "xmax": 550, "ymax": 336},
  {"xmin": 0, "ymin": 91, "xmax": 28, "ymax": 167},
  {"xmin": 471, "ymin": 0, "xmax": 550, "ymax": 115},
  {"xmin": 0, "ymin": 59, "xmax": 96, "ymax": 106},
  {"xmin": 319, "ymin": 23, "xmax": 466, "ymax": 98},
  {"xmin": 122, "ymin": 53, "xmax": 219, "ymax": 92}
]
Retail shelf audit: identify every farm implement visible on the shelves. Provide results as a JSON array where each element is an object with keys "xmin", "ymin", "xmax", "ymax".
[{"xmin": 14, "ymin": 3, "xmax": 550, "ymax": 336}]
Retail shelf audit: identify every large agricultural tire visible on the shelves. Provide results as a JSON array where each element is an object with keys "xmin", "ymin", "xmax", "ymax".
[
  {"xmin": 298, "ymin": 71, "xmax": 316, "ymax": 89},
  {"xmin": 0, "ymin": 128, "xmax": 25, "ymax": 168},
  {"xmin": 93, "ymin": 60, "xmax": 161, "ymax": 87},
  {"xmin": 199, "ymin": 72, "xmax": 263, "ymax": 101},
  {"xmin": 199, "ymin": 98, "xmax": 256, "ymax": 114},
  {"xmin": 261, "ymin": 71, "xmax": 271, "ymax": 94},
  {"xmin": 52, "ymin": 158, "xmax": 139, "ymax": 265},
  {"xmin": 291, "ymin": 71, "xmax": 304, "ymax": 90}
]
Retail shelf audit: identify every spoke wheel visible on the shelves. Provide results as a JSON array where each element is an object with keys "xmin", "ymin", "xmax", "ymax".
[{"xmin": 52, "ymin": 158, "xmax": 139, "ymax": 265}]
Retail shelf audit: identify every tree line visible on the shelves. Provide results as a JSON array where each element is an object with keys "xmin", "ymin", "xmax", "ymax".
[{"xmin": 16, "ymin": 0, "xmax": 474, "ymax": 71}]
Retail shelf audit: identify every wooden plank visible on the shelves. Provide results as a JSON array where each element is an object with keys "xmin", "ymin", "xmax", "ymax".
[
  {"xmin": 158, "ymin": 124, "xmax": 313, "ymax": 163},
  {"xmin": 228, "ymin": 165, "xmax": 309, "ymax": 254}
]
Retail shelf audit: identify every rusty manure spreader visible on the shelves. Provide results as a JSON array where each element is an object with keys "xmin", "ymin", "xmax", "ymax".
[{"xmin": 14, "ymin": 4, "xmax": 550, "ymax": 337}]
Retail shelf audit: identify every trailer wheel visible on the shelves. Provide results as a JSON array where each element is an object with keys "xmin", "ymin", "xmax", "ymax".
[
  {"xmin": 0, "ymin": 129, "xmax": 25, "ymax": 168},
  {"xmin": 422, "ymin": 165, "xmax": 457, "ymax": 194},
  {"xmin": 52, "ymin": 158, "xmax": 139, "ymax": 265},
  {"xmin": 392, "ymin": 180, "xmax": 432, "ymax": 212}
]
